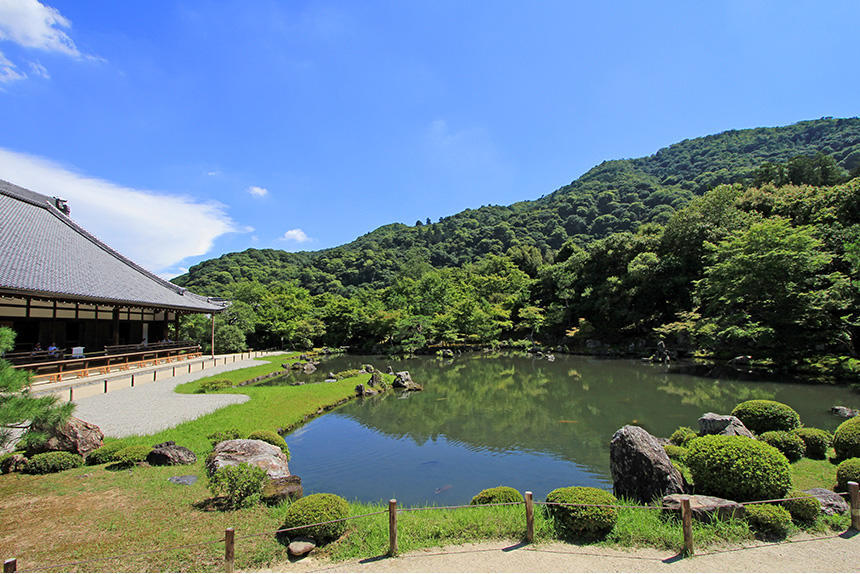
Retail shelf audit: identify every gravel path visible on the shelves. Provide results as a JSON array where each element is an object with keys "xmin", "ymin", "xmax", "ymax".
[{"xmin": 72, "ymin": 358, "xmax": 266, "ymax": 437}]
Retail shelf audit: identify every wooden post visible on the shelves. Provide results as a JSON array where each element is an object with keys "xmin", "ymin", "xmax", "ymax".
[
  {"xmin": 131, "ymin": 374, "xmax": 135, "ymax": 387},
  {"xmin": 3, "ymin": 558, "xmax": 16, "ymax": 573},
  {"xmin": 153, "ymin": 370, "xmax": 157, "ymax": 381},
  {"xmin": 69, "ymin": 387, "xmax": 73, "ymax": 401},
  {"xmin": 103, "ymin": 379, "xmax": 108, "ymax": 393},
  {"xmin": 224, "ymin": 527, "xmax": 235, "ymax": 572},
  {"xmin": 172, "ymin": 366, "xmax": 176, "ymax": 376},
  {"xmin": 849, "ymin": 481, "xmax": 860, "ymax": 530},
  {"xmin": 210, "ymin": 314, "xmax": 215, "ymax": 359},
  {"xmin": 525, "ymin": 491, "xmax": 534, "ymax": 543},
  {"xmin": 188, "ymin": 363, "xmax": 192, "ymax": 374},
  {"xmin": 681, "ymin": 497, "xmax": 694, "ymax": 556},
  {"xmin": 388, "ymin": 499, "xmax": 398, "ymax": 556}
]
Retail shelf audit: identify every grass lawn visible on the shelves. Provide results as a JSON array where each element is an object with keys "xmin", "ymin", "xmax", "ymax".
[{"xmin": 0, "ymin": 355, "xmax": 853, "ymax": 571}]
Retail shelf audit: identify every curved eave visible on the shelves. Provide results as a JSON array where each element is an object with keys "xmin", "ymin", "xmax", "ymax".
[{"xmin": 0, "ymin": 287, "xmax": 227, "ymax": 314}]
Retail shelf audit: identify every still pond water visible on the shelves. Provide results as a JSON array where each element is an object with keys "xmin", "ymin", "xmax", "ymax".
[{"xmin": 269, "ymin": 353, "xmax": 858, "ymax": 506}]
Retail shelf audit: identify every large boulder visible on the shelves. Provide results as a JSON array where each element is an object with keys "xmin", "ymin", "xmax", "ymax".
[
  {"xmin": 29, "ymin": 417, "xmax": 104, "ymax": 456},
  {"xmin": 392, "ymin": 371, "xmax": 423, "ymax": 392},
  {"xmin": 262, "ymin": 475, "xmax": 303, "ymax": 505},
  {"xmin": 0, "ymin": 454, "xmax": 27, "ymax": 474},
  {"xmin": 146, "ymin": 441, "xmax": 197, "ymax": 466},
  {"xmin": 802, "ymin": 488, "xmax": 849, "ymax": 516},
  {"xmin": 698, "ymin": 413, "xmax": 755, "ymax": 438},
  {"xmin": 662, "ymin": 494, "xmax": 744, "ymax": 522},
  {"xmin": 609, "ymin": 425, "xmax": 686, "ymax": 503},
  {"xmin": 206, "ymin": 439, "xmax": 290, "ymax": 480}
]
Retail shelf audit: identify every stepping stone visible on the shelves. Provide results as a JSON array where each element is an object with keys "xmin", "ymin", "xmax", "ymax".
[
  {"xmin": 288, "ymin": 538, "xmax": 316, "ymax": 557},
  {"xmin": 168, "ymin": 475, "xmax": 198, "ymax": 485}
]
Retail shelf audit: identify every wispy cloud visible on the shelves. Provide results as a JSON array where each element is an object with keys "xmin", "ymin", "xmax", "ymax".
[
  {"xmin": 247, "ymin": 185, "xmax": 268, "ymax": 197},
  {"xmin": 0, "ymin": 148, "xmax": 239, "ymax": 273},
  {"xmin": 0, "ymin": 0, "xmax": 80, "ymax": 57},
  {"xmin": 0, "ymin": 49, "xmax": 23, "ymax": 83},
  {"xmin": 281, "ymin": 228, "xmax": 310, "ymax": 243},
  {"xmin": 28, "ymin": 60, "xmax": 48, "ymax": 78}
]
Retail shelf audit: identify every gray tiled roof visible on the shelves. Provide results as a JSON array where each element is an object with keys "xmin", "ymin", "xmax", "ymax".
[{"xmin": 0, "ymin": 179, "xmax": 226, "ymax": 313}]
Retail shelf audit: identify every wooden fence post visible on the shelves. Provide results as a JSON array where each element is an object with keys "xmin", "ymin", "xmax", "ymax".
[
  {"xmin": 131, "ymin": 374, "xmax": 135, "ymax": 387},
  {"xmin": 188, "ymin": 363, "xmax": 192, "ymax": 374},
  {"xmin": 388, "ymin": 499, "xmax": 398, "ymax": 556},
  {"xmin": 224, "ymin": 527, "xmax": 235, "ymax": 572},
  {"xmin": 525, "ymin": 491, "xmax": 534, "ymax": 543},
  {"xmin": 681, "ymin": 497, "xmax": 694, "ymax": 556},
  {"xmin": 849, "ymin": 481, "xmax": 860, "ymax": 531},
  {"xmin": 4, "ymin": 558, "xmax": 17, "ymax": 572},
  {"xmin": 103, "ymin": 379, "xmax": 108, "ymax": 393},
  {"xmin": 69, "ymin": 387, "xmax": 73, "ymax": 401}
]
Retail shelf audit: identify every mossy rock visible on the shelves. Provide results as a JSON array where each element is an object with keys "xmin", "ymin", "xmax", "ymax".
[
  {"xmin": 247, "ymin": 430, "xmax": 290, "ymax": 459},
  {"xmin": 24, "ymin": 451, "xmax": 83, "ymax": 474},
  {"xmin": 544, "ymin": 486, "xmax": 618, "ymax": 539},
  {"xmin": 832, "ymin": 417, "xmax": 860, "ymax": 461},
  {"xmin": 279, "ymin": 493, "xmax": 349, "ymax": 544},
  {"xmin": 791, "ymin": 427, "xmax": 832, "ymax": 460},
  {"xmin": 744, "ymin": 503, "xmax": 791, "ymax": 539},
  {"xmin": 759, "ymin": 431, "xmax": 805, "ymax": 462},
  {"xmin": 470, "ymin": 486, "xmax": 524, "ymax": 505},
  {"xmin": 835, "ymin": 457, "xmax": 860, "ymax": 492},
  {"xmin": 731, "ymin": 400, "xmax": 801, "ymax": 434}
]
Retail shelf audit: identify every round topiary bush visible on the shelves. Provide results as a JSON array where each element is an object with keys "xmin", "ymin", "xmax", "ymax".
[
  {"xmin": 780, "ymin": 490, "xmax": 820, "ymax": 524},
  {"xmin": 24, "ymin": 451, "xmax": 83, "ymax": 474},
  {"xmin": 86, "ymin": 442, "xmax": 127, "ymax": 465},
  {"xmin": 759, "ymin": 431, "xmax": 806, "ymax": 462},
  {"xmin": 280, "ymin": 493, "xmax": 349, "ymax": 544},
  {"xmin": 669, "ymin": 426, "xmax": 698, "ymax": 447},
  {"xmin": 731, "ymin": 400, "xmax": 801, "ymax": 434},
  {"xmin": 832, "ymin": 416, "xmax": 860, "ymax": 461},
  {"xmin": 470, "ymin": 486, "xmax": 524, "ymax": 505},
  {"xmin": 544, "ymin": 487, "xmax": 618, "ymax": 539},
  {"xmin": 247, "ymin": 430, "xmax": 291, "ymax": 459},
  {"xmin": 835, "ymin": 457, "xmax": 860, "ymax": 492},
  {"xmin": 685, "ymin": 435, "xmax": 792, "ymax": 501},
  {"xmin": 663, "ymin": 444, "xmax": 688, "ymax": 461},
  {"xmin": 745, "ymin": 503, "xmax": 792, "ymax": 539},
  {"xmin": 792, "ymin": 427, "xmax": 832, "ymax": 460},
  {"xmin": 114, "ymin": 445, "xmax": 152, "ymax": 466}
]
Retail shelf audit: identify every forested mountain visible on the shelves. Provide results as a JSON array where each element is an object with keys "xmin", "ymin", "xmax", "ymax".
[{"xmin": 175, "ymin": 117, "xmax": 860, "ymax": 295}]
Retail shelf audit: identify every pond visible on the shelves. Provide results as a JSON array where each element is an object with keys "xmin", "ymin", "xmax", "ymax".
[{"xmin": 273, "ymin": 353, "xmax": 858, "ymax": 506}]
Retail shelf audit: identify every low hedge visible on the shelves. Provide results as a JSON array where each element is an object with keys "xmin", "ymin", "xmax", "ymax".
[
  {"xmin": 745, "ymin": 503, "xmax": 792, "ymax": 539},
  {"xmin": 669, "ymin": 426, "xmax": 698, "ymax": 447},
  {"xmin": 207, "ymin": 429, "xmax": 243, "ymax": 447},
  {"xmin": 24, "ymin": 451, "xmax": 83, "ymax": 474},
  {"xmin": 544, "ymin": 487, "xmax": 618, "ymax": 539},
  {"xmin": 470, "ymin": 486, "xmax": 524, "ymax": 505},
  {"xmin": 247, "ymin": 430, "xmax": 291, "ymax": 459},
  {"xmin": 791, "ymin": 427, "xmax": 832, "ymax": 460},
  {"xmin": 832, "ymin": 417, "xmax": 860, "ymax": 461},
  {"xmin": 780, "ymin": 490, "xmax": 820, "ymax": 524},
  {"xmin": 685, "ymin": 435, "xmax": 792, "ymax": 501},
  {"xmin": 835, "ymin": 457, "xmax": 860, "ymax": 492},
  {"xmin": 86, "ymin": 442, "xmax": 127, "ymax": 465},
  {"xmin": 759, "ymin": 431, "xmax": 805, "ymax": 462},
  {"xmin": 279, "ymin": 493, "xmax": 349, "ymax": 544},
  {"xmin": 114, "ymin": 445, "xmax": 152, "ymax": 466},
  {"xmin": 731, "ymin": 400, "xmax": 801, "ymax": 434}
]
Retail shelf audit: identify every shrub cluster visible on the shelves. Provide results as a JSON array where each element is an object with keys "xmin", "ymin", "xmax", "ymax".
[
  {"xmin": 208, "ymin": 463, "xmax": 267, "ymax": 509},
  {"xmin": 247, "ymin": 430, "xmax": 291, "ymax": 459},
  {"xmin": 470, "ymin": 486, "xmax": 523, "ymax": 505},
  {"xmin": 24, "ymin": 451, "xmax": 83, "ymax": 474},
  {"xmin": 86, "ymin": 442, "xmax": 127, "ymax": 465},
  {"xmin": 731, "ymin": 400, "xmax": 801, "ymax": 434},
  {"xmin": 669, "ymin": 426, "xmax": 698, "ymax": 447},
  {"xmin": 663, "ymin": 444, "xmax": 688, "ymax": 461},
  {"xmin": 544, "ymin": 487, "xmax": 618, "ymax": 539},
  {"xmin": 685, "ymin": 435, "xmax": 792, "ymax": 501},
  {"xmin": 759, "ymin": 431, "xmax": 806, "ymax": 462},
  {"xmin": 835, "ymin": 458, "xmax": 860, "ymax": 492},
  {"xmin": 114, "ymin": 445, "xmax": 152, "ymax": 466},
  {"xmin": 791, "ymin": 427, "xmax": 832, "ymax": 460},
  {"xmin": 832, "ymin": 417, "xmax": 860, "ymax": 461},
  {"xmin": 780, "ymin": 490, "xmax": 820, "ymax": 524},
  {"xmin": 745, "ymin": 504, "xmax": 792, "ymax": 539},
  {"xmin": 196, "ymin": 379, "xmax": 234, "ymax": 393},
  {"xmin": 208, "ymin": 429, "xmax": 243, "ymax": 447},
  {"xmin": 279, "ymin": 493, "xmax": 349, "ymax": 544}
]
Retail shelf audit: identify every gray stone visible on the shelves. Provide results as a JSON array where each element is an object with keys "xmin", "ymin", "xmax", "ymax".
[
  {"xmin": 147, "ymin": 442, "xmax": 197, "ymax": 466},
  {"xmin": 803, "ymin": 488, "xmax": 849, "ymax": 516},
  {"xmin": 0, "ymin": 454, "xmax": 27, "ymax": 474},
  {"xmin": 387, "ymin": 365, "xmax": 394, "ymax": 374},
  {"xmin": 610, "ymin": 425, "xmax": 686, "ymax": 503},
  {"xmin": 368, "ymin": 372, "xmax": 384, "ymax": 387},
  {"xmin": 662, "ymin": 494, "xmax": 745, "ymax": 522},
  {"xmin": 206, "ymin": 439, "xmax": 290, "ymax": 480},
  {"xmin": 288, "ymin": 537, "xmax": 316, "ymax": 556},
  {"xmin": 362, "ymin": 364, "xmax": 376, "ymax": 373},
  {"xmin": 324, "ymin": 378, "xmax": 337, "ymax": 383},
  {"xmin": 546, "ymin": 354, "xmax": 556, "ymax": 362},
  {"xmin": 698, "ymin": 413, "xmax": 755, "ymax": 438},
  {"xmin": 355, "ymin": 384, "xmax": 378, "ymax": 397},
  {"xmin": 302, "ymin": 362, "xmax": 317, "ymax": 374},
  {"xmin": 28, "ymin": 416, "xmax": 104, "ymax": 456},
  {"xmin": 830, "ymin": 406, "xmax": 859, "ymax": 419},
  {"xmin": 262, "ymin": 475, "xmax": 303, "ymax": 505},
  {"xmin": 168, "ymin": 475, "xmax": 198, "ymax": 485},
  {"xmin": 392, "ymin": 371, "xmax": 423, "ymax": 391}
]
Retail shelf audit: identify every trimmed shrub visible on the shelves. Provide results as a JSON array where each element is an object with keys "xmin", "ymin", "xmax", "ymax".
[
  {"xmin": 207, "ymin": 429, "xmax": 243, "ymax": 447},
  {"xmin": 759, "ymin": 431, "xmax": 806, "ymax": 462},
  {"xmin": 544, "ymin": 487, "xmax": 618, "ymax": 539},
  {"xmin": 832, "ymin": 416, "xmax": 860, "ymax": 461},
  {"xmin": 663, "ymin": 444, "xmax": 688, "ymax": 461},
  {"xmin": 669, "ymin": 426, "xmax": 698, "ymax": 447},
  {"xmin": 470, "ymin": 486, "xmax": 524, "ymax": 505},
  {"xmin": 835, "ymin": 457, "xmax": 860, "ymax": 492},
  {"xmin": 745, "ymin": 504, "xmax": 792, "ymax": 538},
  {"xmin": 333, "ymin": 369, "xmax": 362, "ymax": 380},
  {"xmin": 731, "ymin": 400, "xmax": 801, "ymax": 434},
  {"xmin": 686, "ymin": 435, "xmax": 792, "ymax": 501},
  {"xmin": 209, "ymin": 463, "xmax": 267, "ymax": 509},
  {"xmin": 196, "ymin": 379, "xmax": 234, "ymax": 393},
  {"xmin": 114, "ymin": 445, "xmax": 152, "ymax": 466},
  {"xmin": 247, "ymin": 430, "xmax": 291, "ymax": 459},
  {"xmin": 780, "ymin": 490, "xmax": 820, "ymax": 524},
  {"xmin": 792, "ymin": 427, "xmax": 832, "ymax": 460},
  {"xmin": 280, "ymin": 493, "xmax": 349, "ymax": 544},
  {"xmin": 86, "ymin": 442, "xmax": 127, "ymax": 465},
  {"xmin": 24, "ymin": 451, "xmax": 83, "ymax": 474}
]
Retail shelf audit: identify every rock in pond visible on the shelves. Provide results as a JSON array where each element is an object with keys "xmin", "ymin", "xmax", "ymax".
[
  {"xmin": 662, "ymin": 494, "xmax": 744, "ymax": 522},
  {"xmin": 698, "ymin": 412, "xmax": 755, "ymax": 438},
  {"xmin": 288, "ymin": 537, "xmax": 316, "ymax": 557},
  {"xmin": 831, "ymin": 406, "xmax": 859, "ymax": 419},
  {"xmin": 28, "ymin": 416, "xmax": 104, "ymax": 456},
  {"xmin": 803, "ymin": 488, "xmax": 849, "ymax": 515},
  {"xmin": 392, "ymin": 371, "xmax": 423, "ymax": 392},
  {"xmin": 262, "ymin": 475, "xmax": 303, "ymax": 505},
  {"xmin": 147, "ymin": 441, "xmax": 197, "ymax": 466},
  {"xmin": 354, "ymin": 384, "xmax": 378, "ymax": 397},
  {"xmin": 206, "ymin": 439, "xmax": 290, "ymax": 480},
  {"xmin": 610, "ymin": 425, "xmax": 686, "ymax": 503}
]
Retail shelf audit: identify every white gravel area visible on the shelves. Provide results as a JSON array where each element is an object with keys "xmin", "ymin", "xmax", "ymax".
[{"xmin": 72, "ymin": 358, "xmax": 267, "ymax": 437}]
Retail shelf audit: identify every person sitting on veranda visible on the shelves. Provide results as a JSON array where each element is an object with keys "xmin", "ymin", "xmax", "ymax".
[
  {"xmin": 47, "ymin": 342, "xmax": 59, "ymax": 357},
  {"xmin": 31, "ymin": 342, "xmax": 43, "ymax": 355}
]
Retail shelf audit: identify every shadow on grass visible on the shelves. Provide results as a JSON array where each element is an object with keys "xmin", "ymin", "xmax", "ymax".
[{"xmin": 192, "ymin": 496, "xmax": 233, "ymax": 512}]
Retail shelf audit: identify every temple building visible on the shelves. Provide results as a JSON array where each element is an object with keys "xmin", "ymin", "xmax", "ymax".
[{"xmin": 0, "ymin": 178, "xmax": 226, "ymax": 359}]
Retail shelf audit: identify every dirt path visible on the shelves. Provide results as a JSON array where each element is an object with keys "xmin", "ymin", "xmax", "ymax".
[{"xmin": 262, "ymin": 533, "xmax": 859, "ymax": 572}]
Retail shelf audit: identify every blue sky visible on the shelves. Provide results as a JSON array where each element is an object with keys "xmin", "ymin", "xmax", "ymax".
[{"xmin": 0, "ymin": 0, "xmax": 858, "ymax": 278}]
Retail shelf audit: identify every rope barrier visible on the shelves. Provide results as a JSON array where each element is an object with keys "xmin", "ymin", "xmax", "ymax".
[
  {"xmin": 31, "ymin": 536, "xmax": 225, "ymax": 571},
  {"xmin": 399, "ymin": 501, "xmax": 523, "ymax": 512},
  {"xmin": 239, "ymin": 509, "xmax": 390, "ymax": 539},
  {"xmin": 539, "ymin": 501, "xmax": 664, "ymax": 510}
]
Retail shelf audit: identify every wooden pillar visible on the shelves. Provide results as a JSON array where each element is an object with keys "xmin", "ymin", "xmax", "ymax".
[
  {"xmin": 681, "ymin": 497, "xmax": 694, "ymax": 556},
  {"xmin": 849, "ymin": 481, "xmax": 860, "ymax": 530},
  {"xmin": 210, "ymin": 314, "xmax": 215, "ymax": 359},
  {"xmin": 525, "ymin": 491, "xmax": 534, "ymax": 542},
  {"xmin": 224, "ymin": 527, "xmax": 235, "ymax": 572},
  {"xmin": 174, "ymin": 314, "xmax": 180, "ymax": 341},
  {"xmin": 388, "ymin": 499, "xmax": 398, "ymax": 556},
  {"xmin": 112, "ymin": 307, "xmax": 120, "ymax": 346}
]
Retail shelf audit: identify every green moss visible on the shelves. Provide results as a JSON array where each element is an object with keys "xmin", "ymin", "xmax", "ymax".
[
  {"xmin": 544, "ymin": 486, "xmax": 618, "ymax": 539},
  {"xmin": 470, "ymin": 486, "xmax": 524, "ymax": 505},
  {"xmin": 731, "ymin": 400, "xmax": 801, "ymax": 434}
]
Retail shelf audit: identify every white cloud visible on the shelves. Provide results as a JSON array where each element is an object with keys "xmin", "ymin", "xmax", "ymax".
[
  {"xmin": 0, "ymin": 49, "xmax": 23, "ymax": 83},
  {"xmin": 281, "ymin": 228, "xmax": 310, "ymax": 243},
  {"xmin": 0, "ymin": 148, "xmax": 239, "ymax": 273},
  {"xmin": 206, "ymin": 170, "xmax": 221, "ymax": 177},
  {"xmin": 28, "ymin": 60, "xmax": 48, "ymax": 78},
  {"xmin": 0, "ymin": 0, "xmax": 80, "ymax": 56},
  {"xmin": 247, "ymin": 185, "xmax": 268, "ymax": 197}
]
